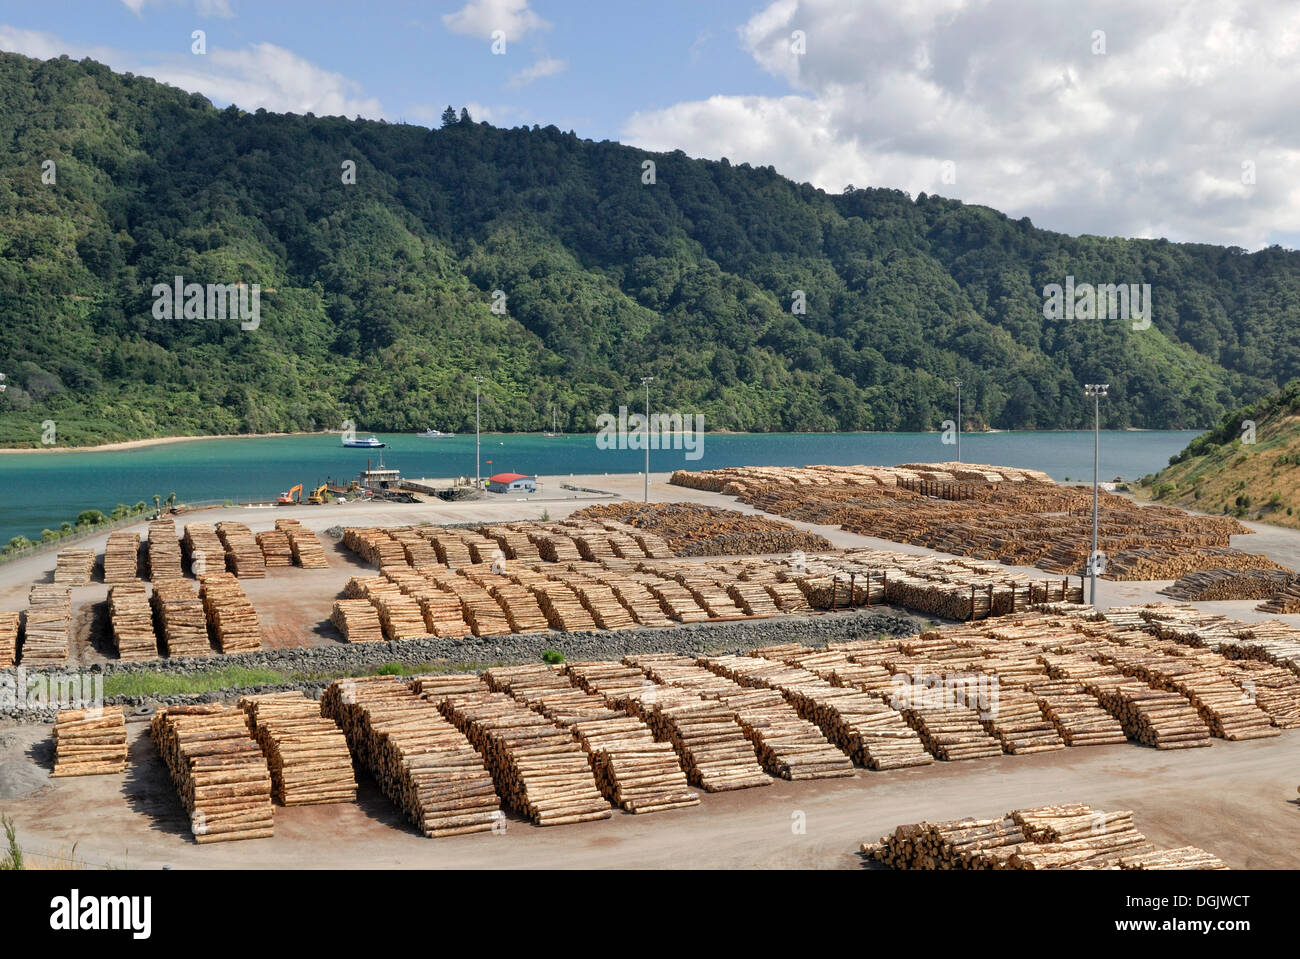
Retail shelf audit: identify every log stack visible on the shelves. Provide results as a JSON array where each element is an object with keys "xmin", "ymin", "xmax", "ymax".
[
  {"xmin": 571, "ymin": 582, "xmax": 636, "ymax": 630},
  {"xmin": 198, "ymin": 573, "xmax": 262, "ymax": 653},
  {"xmin": 151, "ymin": 579, "xmax": 213, "ymax": 657},
  {"xmin": 894, "ymin": 696, "xmax": 1005, "ymax": 761},
  {"xmin": 255, "ymin": 529, "xmax": 294, "ymax": 567},
  {"xmin": 439, "ymin": 690, "xmax": 612, "ymax": 825},
  {"xmin": 330, "ymin": 599, "xmax": 385, "ymax": 643},
  {"xmin": 239, "ymin": 692, "xmax": 357, "ymax": 805},
  {"xmin": 321, "ymin": 677, "xmax": 501, "ymax": 837},
  {"xmin": 51, "ymin": 706, "xmax": 128, "ymax": 776},
  {"xmin": 488, "ymin": 583, "xmax": 550, "ymax": 634},
  {"xmin": 532, "ymin": 582, "xmax": 598, "ymax": 631},
  {"xmin": 418, "ymin": 591, "xmax": 472, "ymax": 637},
  {"xmin": 863, "ymin": 803, "xmax": 1224, "ymax": 870},
  {"xmin": 216, "ymin": 522, "xmax": 266, "ymax": 577},
  {"xmin": 54, "ymin": 548, "xmax": 96, "ymax": 585},
  {"xmin": 277, "ymin": 519, "xmax": 330, "ymax": 568},
  {"xmin": 102, "ymin": 531, "xmax": 141, "ymax": 583},
  {"xmin": 1027, "ymin": 681, "xmax": 1129, "ymax": 746},
  {"xmin": 574, "ymin": 717, "xmax": 701, "ymax": 813},
  {"xmin": 1091, "ymin": 681, "xmax": 1214, "ymax": 749},
  {"xmin": 181, "ymin": 523, "xmax": 228, "ymax": 576},
  {"xmin": 1257, "ymin": 577, "xmax": 1300, "ymax": 614},
  {"xmin": 149, "ymin": 705, "xmax": 274, "ymax": 843},
  {"xmin": 146, "ymin": 520, "xmax": 183, "ymax": 581},
  {"xmin": 375, "ymin": 595, "xmax": 433, "ymax": 641},
  {"xmin": 1162, "ymin": 567, "xmax": 1293, "ymax": 602},
  {"xmin": 0, "ymin": 611, "xmax": 16, "ymax": 668},
  {"xmin": 109, "ymin": 583, "xmax": 159, "ymax": 660},
  {"xmin": 20, "ymin": 585, "xmax": 72, "ymax": 666}
]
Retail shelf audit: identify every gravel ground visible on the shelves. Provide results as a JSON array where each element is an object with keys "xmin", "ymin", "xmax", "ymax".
[{"xmin": 1, "ymin": 608, "xmax": 921, "ymax": 723}]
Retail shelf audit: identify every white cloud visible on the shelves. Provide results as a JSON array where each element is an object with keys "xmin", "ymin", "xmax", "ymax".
[
  {"xmin": 507, "ymin": 57, "xmax": 565, "ymax": 89},
  {"xmin": 623, "ymin": 0, "xmax": 1300, "ymax": 248},
  {"xmin": 0, "ymin": 27, "xmax": 382, "ymax": 118},
  {"xmin": 120, "ymin": 0, "xmax": 236, "ymax": 16},
  {"xmin": 442, "ymin": 0, "xmax": 548, "ymax": 41}
]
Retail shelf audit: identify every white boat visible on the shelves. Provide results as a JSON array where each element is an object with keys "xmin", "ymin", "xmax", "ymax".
[
  {"xmin": 343, "ymin": 435, "xmax": 385, "ymax": 449},
  {"xmin": 416, "ymin": 428, "xmax": 455, "ymax": 438}
]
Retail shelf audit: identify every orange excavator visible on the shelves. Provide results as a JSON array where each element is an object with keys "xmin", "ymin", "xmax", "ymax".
[{"xmin": 277, "ymin": 483, "xmax": 302, "ymax": 505}]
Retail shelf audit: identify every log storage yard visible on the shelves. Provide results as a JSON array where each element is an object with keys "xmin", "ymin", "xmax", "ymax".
[{"xmin": 0, "ymin": 463, "xmax": 1297, "ymax": 874}]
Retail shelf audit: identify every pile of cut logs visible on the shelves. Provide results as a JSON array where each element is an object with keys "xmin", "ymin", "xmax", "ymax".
[
  {"xmin": 1257, "ymin": 577, "xmax": 1300, "ymax": 614},
  {"xmin": 20, "ymin": 584, "xmax": 72, "ymax": 666},
  {"xmin": 321, "ymin": 676, "xmax": 501, "ymax": 837},
  {"xmin": 151, "ymin": 579, "xmax": 212, "ymax": 657},
  {"xmin": 51, "ymin": 706, "xmax": 128, "ymax": 776},
  {"xmin": 239, "ymin": 692, "xmax": 357, "ymax": 805},
  {"xmin": 330, "ymin": 599, "xmax": 385, "ymax": 643},
  {"xmin": 216, "ymin": 522, "xmax": 266, "ymax": 577},
  {"xmin": 0, "ymin": 610, "xmax": 17, "ymax": 668},
  {"xmin": 568, "ymin": 501, "xmax": 829, "ymax": 557},
  {"xmin": 1104, "ymin": 547, "xmax": 1282, "ymax": 582},
  {"xmin": 438, "ymin": 690, "xmax": 612, "ymax": 825},
  {"xmin": 571, "ymin": 582, "xmax": 635, "ymax": 630},
  {"xmin": 53, "ymin": 548, "xmax": 96, "ymax": 585},
  {"xmin": 102, "ymin": 531, "xmax": 141, "ymax": 583},
  {"xmin": 532, "ymin": 582, "xmax": 598, "ymax": 631},
  {"xmin": 109, "ymin": 583, "xmax": 158, "ymax": 660},
  {"xmin": 417, "ymin": 589, "xmax": 473, "ymax": 637},
  {"xmin": 488, "ymin": 583, "xmax": 550, "ymax": 633},
  {"xmin": 149, "ymin": 704, "xmax": 274, "ymax": 843},
  {"xmin": 182, "ymin": 523, "xmax": 227, "ymax": 576},
  {"xmin": 255, "ymin": 528, "xmax": 294, "ymax": 567},
  {"xmin": 573, "ymin": 717, "xmax": 701, "ymax": 813},
  {"xmin": 892, "ymin": 684, "xmax": 1005, "ymax": 761},
  {"xmin": 1090, "ymin": 681, "xmax": 1213, "ymax": 749},
  {"xmin": 863, "ymin": 802, "xmax": 1227, "ymax": 870},
  {"xmin": 146, "ymin": 520, "xmax": 183, "ymax": 581},
  {"xmin": 1027, "ymin": 681, "xmax": 1129, "ymax": 746},
  {"xmin": 277, "ymin": 519, "xmax": 330, "ymax": 568},
  {"xmin": 198, "ymin": 573, "xmax": 262, "ymax": 653},
  {"xmin": 1162, "ymin": 567, "xmax": 1293, "ymax": 602}
]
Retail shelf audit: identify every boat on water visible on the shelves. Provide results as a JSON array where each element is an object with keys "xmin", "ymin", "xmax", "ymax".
[
  {"xmin": 543, "ymin": 408, "xmax": 561, "ymax": 438},
  {"xmin": 343, "ymin": 435, "xmax": 385, "ymax": 449},
  {"xmin": 416, "ymin": 428, "xmax": 455, "ymax": 438}
]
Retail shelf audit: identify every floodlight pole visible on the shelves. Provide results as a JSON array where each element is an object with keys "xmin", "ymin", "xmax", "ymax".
[
  {"xmin": 954, "ymin": 379, "xmax": 962, "ymax": 462},
  {"xmin": 475, "ymin": 376, "xmax": 483, "ymax": 487},
  {"xmin": 1085, "ymin": 383, "xmax": 1109, "ymax": 606},
  {"xmin": 641, "ymin": 376, "xmax": 654, "ymax": 503}
]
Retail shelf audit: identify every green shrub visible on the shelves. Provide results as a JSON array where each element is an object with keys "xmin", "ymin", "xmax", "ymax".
[{"xmin": 541, "ymin": 649, "xmax": 564, "ymax": 664}]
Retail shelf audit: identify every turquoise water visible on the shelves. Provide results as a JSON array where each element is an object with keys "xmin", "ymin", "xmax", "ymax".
[{"xmin": 0, "ymin": 430, "xmax": 1198, "ymax": 545}]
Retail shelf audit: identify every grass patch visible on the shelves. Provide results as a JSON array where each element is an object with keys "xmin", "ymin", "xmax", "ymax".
[{"xmin": 104, "ymin": 666, "xmax": 292, "ymax": 698}]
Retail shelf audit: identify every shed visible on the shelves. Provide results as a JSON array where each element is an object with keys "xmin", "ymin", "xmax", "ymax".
[{"xmin": 486, "ymin": 472, "xmax": 536, "ymax": 494}]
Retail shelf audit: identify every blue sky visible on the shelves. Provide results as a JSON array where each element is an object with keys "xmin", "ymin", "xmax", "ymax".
[{"xmin": 3, "ymin": 0, "xmax": 1299, "ymax": 250}]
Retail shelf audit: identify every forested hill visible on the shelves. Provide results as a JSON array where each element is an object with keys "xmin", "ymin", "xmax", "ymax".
[{"xmin": 2, "ymin": 51, "xmax": 1300, "ymax": 446}]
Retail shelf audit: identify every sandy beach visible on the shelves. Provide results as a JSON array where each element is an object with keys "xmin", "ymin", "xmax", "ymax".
[{"xmin": 0, "ymin": 430, "xmax": 329, "ymax": 454}]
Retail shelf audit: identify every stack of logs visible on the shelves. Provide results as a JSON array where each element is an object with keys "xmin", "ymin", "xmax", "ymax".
[
  {"xmin": 1163, "ymin": 567, "xmax": 1293, "ymax": 602},
  {"xmin": 151, "ymin": 579, "xmax": 212, "ymax": 657},
  {"xmin": 53, "ymin": 548, "xmax": 96, "ymax": 584},
  {"xmin": 147, "ymin": 521, "xmax": 183, "ymax": 581},
  {"xmin": 198, "ymin": 573, "xmax": 262, "ymax": 653},
  {"xmin": 181, "ymin": 523, "xmax": 227, "ymax": 576},
  {"xmin": 103, "ymin": 532, "xmax": 141, "ymax": 583},
  {"xmin": 51, "ymin": 707, "xmax": 128, "ymax": 776},
  {"xmin": 438, "ymin": 690, "xmax": 612, "ymax": 825},
  {"xmin": 239, "ymin": 692, "xmax": 357, "ymax": 805},
  {"xmin": 330, "ymin": 599, "xmax": 385, "ymax": 643},
  {"xmin": 20, "ymin": 584, "xmax": 72, "ymax": 666},
  {"xmin": 321, "ymin": 676, "xmax": 501, "ymax": 836},
  {"xmin": 277, "ymin": 519, "xmax": 330, "ymax": 568},
  {"xmin": 532, "ymin": 582, "xmax": 598, "ymax": 631},
  {"xmin": 863, "ymin": 803, "xmax": 1228, "ymax": 870},
  {"xmin": 109, "ymin": 583, "xmax": 158, "ymax": 660},
  {"xmin": 216, "ymin": 522, "xmax": 266, "ymax": 577},
  {"xmin": 255, "ymin": 528, "xmax": 294, "ymax": 567},
  {"xmin": 0, "ymin": 610, "xmax": 17, "ymax": 668},
  {"xmin": 150, "ymin": 704, "xmax": 275, "ymax": 843}
]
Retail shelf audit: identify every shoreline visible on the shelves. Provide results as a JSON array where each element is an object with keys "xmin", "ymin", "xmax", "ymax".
[
  {"xmin": 0, "ymin": 425, "xmax": 1201, "ymax": 455},
  {"xmin": 0, "ymin": 430, "xmax": 328, "ymax": 455}
]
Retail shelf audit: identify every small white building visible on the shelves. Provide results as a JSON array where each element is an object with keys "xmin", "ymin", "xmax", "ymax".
[{"xmin": 486, "ymin": 472, "xmax": 536, "ymax": 494}]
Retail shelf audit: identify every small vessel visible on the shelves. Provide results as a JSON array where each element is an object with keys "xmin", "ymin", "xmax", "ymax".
[
  {"xmin": 543, "ymin": 408, "xmax": 561, "ymax": 438},
  {"xmin": 343, "ymin": 435, "xmax": 385, "ymax": 449},
  {"xmin": 416, "ymin": 428, "xmax": 454, "ymax": 438}
]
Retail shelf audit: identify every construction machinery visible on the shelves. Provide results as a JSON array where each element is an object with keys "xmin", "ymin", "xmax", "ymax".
[
  {"xmin": 308, "ymin": 484, "xmax": 329, "ymax": 505},
  {"xmin": 277, "ymin": 484, "xmax": 302, "ymax": 505}
]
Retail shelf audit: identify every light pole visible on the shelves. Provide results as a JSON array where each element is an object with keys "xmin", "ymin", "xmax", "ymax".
[
  {"xmin": 641, "ymin": 376, "xmax": 654, "ymax": 503},
  {"xmin": 954, "ymin": 378, "xmax": 962, "ymax": 462},
  {"xmin": 474, "ymin": 376, "xmax": 483, "ymax": 487},
  {"xmin": 1084, "ymin": 383, "xmax": 1109, "ymax": 606}
]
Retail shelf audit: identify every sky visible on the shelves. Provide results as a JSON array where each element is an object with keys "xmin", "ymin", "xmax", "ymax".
[{"xmin": 2, "ymin": 0, "xmax": 1298, "ymax": 250}]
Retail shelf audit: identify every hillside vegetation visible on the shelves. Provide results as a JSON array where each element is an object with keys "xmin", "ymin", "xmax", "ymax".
[
  {"xmin": 1139, "ymin": 381, "xmax": 1300, "ymax": 527},
  {"xmin": 3, "ymin": 52, "xmax": 1300, "ymax": 446}
]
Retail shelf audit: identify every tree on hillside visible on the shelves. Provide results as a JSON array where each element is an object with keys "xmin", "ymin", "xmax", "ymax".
[
  {"xmin": 440, "ymin": 105, "xmax": 457, "ymax": 128},
  {"xmin": 460, "ymin": 107, "xmax": 473, "ymax": 124}
]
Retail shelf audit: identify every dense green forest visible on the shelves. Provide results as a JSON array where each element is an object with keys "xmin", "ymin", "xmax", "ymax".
[{"xmin": 1, "ymin": 51, "xmax": 1298, "ymax": 446}]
